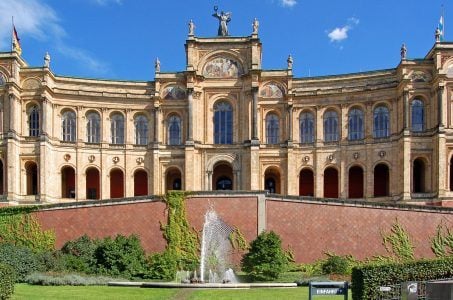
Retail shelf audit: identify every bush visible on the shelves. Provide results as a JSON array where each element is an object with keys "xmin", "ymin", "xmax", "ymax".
[
  {"xmin": 36, "ymin": 251, "xmax": 66, "ymax": 273},
  {"xmin": 241, "ymin": 231, "xmax": 288, "ymax": 281},
  {"xmin": 0, "ymin": 263, "xmax": 15, "ymax": 300},
  {"xmin": 25, "ymin": 272, "xmax": 121, "ymax": 286},
  {"xmin": 61, "ymin": 235, "xmax": 98, "ymax": 273},
  {"xmin": 0, "ymin": 243, "xmax": 40, "ymax": 282},
  {"xmin": 147, "ymin": 251, "xmax": 178, "ymax": 280},
  {"xmin": 321, "ymin": 254, "xmax": 353, "ymax": 275},
  {"xmin": 351, "ymin": 257, "xmax": 453, "ymax": 300},
  {"xmin": 94, "ymin": 234, "xmax": 146, "ymax": 279}
]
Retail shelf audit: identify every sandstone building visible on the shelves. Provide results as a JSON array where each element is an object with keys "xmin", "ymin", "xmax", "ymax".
[{"xmin": 0, "ymin": 24, "xmax": 452, "ymax": 205}]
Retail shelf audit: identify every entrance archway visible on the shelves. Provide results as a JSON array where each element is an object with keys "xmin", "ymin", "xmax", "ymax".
[
  {"xmin": 166, "ymin": 167, "xmax": 182, "ymax": 191},
  {"xmin": 264, "ymin": 167, "xmax": 281, "ymax": 194},
  {"xmin": 61, "ymin": 166, "xmax": 75, "ymax": 198},
  {"xmin": 110, "ymin": 169, "xmax": 124, "ymax": 198},
  {"xmin": 25, "ymin": 161, "xmax": 38, "ymax": 195},
  {"xmin": 348, "ymin": 165, "xmax": 364, "ymax": 198},
  {"xmin": 324, "ymin": 167, "xmax": 338, "ymax": 198},
  {"xmin": 374, "ymin": 163, "xmax": 389, "ymax": 197},
  {"xmin": 134, "ymin": 169, "xmax": 148, "ymax": 196},
  {"xmin": 86, "ymin": 167, "xmax": 100, "ymax": 199},
  {"xmin": 413, "ymin": 158, "xmax": 425, "ymax": 193},
  {"xmin": 213, "ymin": 163, "xmax": 233, "ymax": 190},
  {"xmin": 299, "ymin": 168, "xmax": 314, "ymax": 196}
]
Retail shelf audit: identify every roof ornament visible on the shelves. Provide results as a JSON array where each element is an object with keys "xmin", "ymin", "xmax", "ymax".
[
  {"xmin": 212, "ymin": 6, "xmax": 231, "ymax": 36},
  {"xmin": 287, "ymin": 54, "xmax": 293, "ymax": 69},
  {"xmin": 155, "ymin": 57, "xmax": 160, "ymax": 73},
  {"xmin": 435, "ymin": 27, "xmax": 441, "ymax": 43},
  {"xmin": 400, "ymin": 43, "xmax": 407, "ymax": 60},
  {"xmin": 44, "ymin": 52, "xmax": 51, "ymax": 68},
  {"xmin": 252, "ymin": 18, "xmax": 259, "ymax": 35},
  {"xmin": 188, "ymin": 19, "xmax": 195, "ymax": 36}
]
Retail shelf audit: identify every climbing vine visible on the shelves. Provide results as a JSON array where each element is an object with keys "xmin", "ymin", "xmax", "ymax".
[
  {"xmin": 0, "ymin": 206, "xmax": 55, "ymax": 252},
  {"xmin": 229, "ymin": 227, "xmax": 248, "ymax": 251},
  {"xmin": 431, "ymin": 221, "xmax": 453, "ymax": 258},
  {"xmin": 381, "ymin": 219, "xmax": 414, "ymax": 261}
]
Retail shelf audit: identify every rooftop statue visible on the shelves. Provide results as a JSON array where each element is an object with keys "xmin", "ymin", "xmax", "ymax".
[{"xmin": 212, "ymin": 6, "xmax": 231, "ymax": 36}]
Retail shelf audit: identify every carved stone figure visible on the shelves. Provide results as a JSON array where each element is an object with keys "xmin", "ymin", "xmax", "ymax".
[
  {"xmin": 212, "ymin": 6, "xmax": 231, "ymax": 36},
  {"xmin": 435, "ymin": 27, "xmax": 441, "ymax": 42},
  {"xmin": 188, "ymin": 19, "xmax": 195, "ymax": 36},
  {"xmin": 252, "ymin": 18, "xmax": 259, "ymax": 35},
  {"xmin": 44, "ymin": 52, "xmax": 50, "ymax": 68},
  {"xmin": 155, "ymin": 57, "xmax": 160, "ymax": 73},
  {"xmin": 287, "ymin": 54, "xmax": 293, "ymax": 69},
  {"xmin": 400, "ymin": 43, "xmax": 407, "ymax": 60}
]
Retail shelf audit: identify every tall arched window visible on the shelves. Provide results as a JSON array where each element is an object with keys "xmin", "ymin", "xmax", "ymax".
[
  {"xmin": 111, "ymin": 113, "xmax": 124, "ymax": 144},
  {"xmin": 168, "ymin": 115, "xmax": 181, "ymax": 145},
  {"xmin": 266, "ymin": 113, "xmax": 279, "ymax": 144},
  {"xmin": 373, "ymin": 106, "xmax": 390, "ymax": 138},
  {"xmin": 324, "ymin": 110, "xmax": 339, "ymax": 142},
  {"xmin": 300, "ymin": 112, "xmax": 314, "ymax": 143},
  {"xmin": 61, "ymin": 111, "xmax": 76, "ymax": 142},
  {"xmin": 348, "ymin": 108, "xmax": 364, "ymax": 141},
  {"xmin": 86, "ymin": 112, "xmax": 100, "ymax": 143},
  {"xmin": 214, "ymin": 102, "xmax": 233, "ymax": 144},
  {"xmin": 411, "ymin": 99, "xmax": 424, "ymax": 132},
  {"xmin": 134, "ymin": 115, "xmax": 148, "ymax": 145},
  {"xmin": 29, "ymin": 105, "xmax": 40, "ymax": 137}
]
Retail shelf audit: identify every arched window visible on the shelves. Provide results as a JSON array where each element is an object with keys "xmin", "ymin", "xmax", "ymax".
[
  {"xmin": 266, "ymin": 113, "xmax": 279, "ymax": 144},
  {"xmin": 29, "ymin": 105, "xmax": 40, "ymax": 137},
  {"xmin": 134, "ymin": 115, "xmax": 148, "ymax": 145},
  {"xmin": 168, "ymin": 115, "xmax": 181, "ymax": 145},
  {"xmin": 214, "ymin": 102, "xmax": 233, "ymax": 144},
  {"xmin": 86, "ymin": 112, "xmax": 100, "ymax": 143},
  {"xmin": 373, "ymin": 106, "xmax": 390, "ymax": 138},
  {"xmin": 348, "ymin": 108, "xmax": 364, "ymax": 141},
  {"xmin": 411, "ymin": 99, "xmax": 424, "ymax": 132},
  {"xmin": 61, "ymin": 111, "xmax": 76, "ymax": 142},
  {"xmin": 111, "ymin": 113, "xmax": 124, "ymax": 144},
  {"xmin": 300, "ymin": 112, "xmax": 314, "ymax": 143},
  {"xmin": 324, "ymin": 110, "xmax": 339, "ymax": 142}
]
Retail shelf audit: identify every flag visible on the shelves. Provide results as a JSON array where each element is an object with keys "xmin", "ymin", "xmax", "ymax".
[
  {"xmin": 439, "ymin": 15, "xmax": 444, "ymax": 42},
  {"xmin": 12, "ymin": 26, "xmax": 22, "ymax": 56}
]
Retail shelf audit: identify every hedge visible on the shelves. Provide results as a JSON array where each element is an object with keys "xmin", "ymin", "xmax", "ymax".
[
  {"xmin": 351, "ymin": 257, "xmax": 453, "ymax": 299},
  {"xmin": 0, "ymin": 263, "xmax": 15, "ymax": 300}
]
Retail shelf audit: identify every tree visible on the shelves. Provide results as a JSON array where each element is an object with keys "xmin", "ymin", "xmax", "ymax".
[{"xmin": 241, "ymin": 231, "xmax": 288, "ymax": 281}]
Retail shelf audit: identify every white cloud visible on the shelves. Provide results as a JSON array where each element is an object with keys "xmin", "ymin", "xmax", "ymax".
[
  {"xmin": 280, "ymin": 0, "xmax": 297, "ymax": 7},
  {"xmin": 0, "ymin": 0, "xmax": 109, "ymax": 75},
  {"xmin": 327, "ymin": 17, "xmax": 360, "ymax": 43},
  {"xmin": 91, "ymin": 0, "xmax": 122, "ymax": 6}
]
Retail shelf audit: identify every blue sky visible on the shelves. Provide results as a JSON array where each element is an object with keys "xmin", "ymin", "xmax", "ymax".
[{"xmin": 0, "ymin": 0, "xmax": 449, "ymax": 80}]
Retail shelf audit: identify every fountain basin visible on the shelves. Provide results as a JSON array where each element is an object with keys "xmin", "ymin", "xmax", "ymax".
[{"xmin": 108, "ymin": 281, "xmax": 297, "ymax": 289}]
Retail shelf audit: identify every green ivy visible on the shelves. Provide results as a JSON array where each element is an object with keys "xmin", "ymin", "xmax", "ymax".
[
  {"xmin": 0, "ymin": 206, "xmax": 55, "ymax": 253},
  {"xmin": 381, "ymin": 219, "xmax": 414, "ymax": 261},
  {"xmin": 431, "ymin": 222, "xmax": 453, "ymax": 258},
  {"xmin": 229, "ymin": 227, "xmax": 248, "ymax": 251}
]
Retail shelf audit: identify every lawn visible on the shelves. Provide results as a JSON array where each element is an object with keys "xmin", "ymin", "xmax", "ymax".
[{"xmin": 12, "ymin": 284, "xmax": 352, "ymax": 300}]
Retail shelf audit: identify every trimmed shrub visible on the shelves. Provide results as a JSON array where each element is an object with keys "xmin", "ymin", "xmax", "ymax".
[
  {"xmin": 61, "ymin": 235, "xmax": 98, "ymax": 273},
  {"xmin": 147, "ymin": 251, "xmax": 178, "ymax": 280},
  {"xmin": 0, "ymin": 243, "xmax": 40, "ymax": 282},
  {"xmin": 351, "ymin": 257, "xmax": 453, "ymax": 300},
  {"xmin": 241, "ymin": 231, "xmax": 288, "ymax": 281},
  {"xmin": 321, "ymin": 254, "xmax": 353, "ymax": 275},
  {"xmin": 25, "ymin": 272, "xmax": 121, "ymax": 286},
  {"xmin": 0, "ymin": 263, "xmax": 15, "ymax": 300},
  {"xmin": 94, "ymin": 234, "xmax": 146, "ymax": 279}
]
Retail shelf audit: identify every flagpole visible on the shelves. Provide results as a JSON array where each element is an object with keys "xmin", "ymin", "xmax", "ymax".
[{"xmin": 11, "ymin": 16, "xmax": 14, "ymax": 52}]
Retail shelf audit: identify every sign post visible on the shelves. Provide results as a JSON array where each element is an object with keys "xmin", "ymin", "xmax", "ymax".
[{"xmin": 308, "ymin": 281, "xmax": 348, "ymax": 300}]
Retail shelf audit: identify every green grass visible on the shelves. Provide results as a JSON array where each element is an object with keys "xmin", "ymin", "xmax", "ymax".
[{"xmin": 12, "ymin": 284, "xmax": 352, "ymax": 300}]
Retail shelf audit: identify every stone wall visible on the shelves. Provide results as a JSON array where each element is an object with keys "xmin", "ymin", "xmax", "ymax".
[{"xmin": 32, "ymin": 193, "xmax": 453, "ymax": 262}]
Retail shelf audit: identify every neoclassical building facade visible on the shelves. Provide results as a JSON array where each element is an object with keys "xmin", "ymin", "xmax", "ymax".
[{"xmin": 0, "ymin": 28, "xmax": 453, "ymax": 205}]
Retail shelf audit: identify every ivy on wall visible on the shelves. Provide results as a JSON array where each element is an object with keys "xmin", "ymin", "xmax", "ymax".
[
  {"xmin": 431, "ymin": 221, "xmax": 453, "ymax": 258},
  {"xmin": 381, "ymin": 219, "xmax": 415, "ymax": 261},
  {"xmin": 0, "ymin": 206, "xmax": 55, "ymax": 252}
]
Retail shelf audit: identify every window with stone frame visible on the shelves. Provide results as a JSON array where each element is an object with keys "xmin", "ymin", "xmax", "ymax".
[
  {"xmin": 300, "ymin": 111, "xmax": 314, "ymax": 143},
  {"xmin": 323, "ymin": 110, "xmax": 339, "ymax": 142},
  {"xmin": 214, "ymin": 101, "xmax": 233, "ymax": 144},
  {"xmin": 61, "ymin": 110, "xmax": 76, "ymax": 142},
  {"xmin": 110, "ymin": 113, "xmax": 124, "ymax": 144},
  {"xmin": 134, "ymin": 115, "xmax": 148, "ymax": 145},
  {"xmin": 411, "ymin": 99, "xmax": 424, "ymax": 132},
  {"xmin": 86, "ymin": 112, "xmax": 100, "ymax": 143},
  {"xmin": 168, "ymin": 115, "xmax": 181, "ymax": 145},
  {"xmin": 373, "ymin": 105, "xmax": 390, "ymax": 138},
  {"xmin": 266, "ymin": 113, "xmax": 280, "ymax": 144},
  {"xmin": 348, "ymin": 108, "xmax": 364, "ymax": 141},
  {"xmin": 28, "ymin": 105, "xmax": 40, "ymax": 137}
]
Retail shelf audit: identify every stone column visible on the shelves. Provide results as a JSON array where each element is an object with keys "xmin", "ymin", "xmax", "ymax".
[
  {"xmin": 252, "ymin": 87, "xmax": 258, "ymax": 140},
  {"xmin": 153, "ymin": 107, "xmax": 160, "ymax": 144},
  {"xmin": 288, "ymin": 104, "xmax": 293, "ymax": 142},
  {"xmin": 403, "ymin": 90, "xmax": 409, "ymax": 131},
  {"xmin": 187, "ymin": 89, "xmax": 193, "ymax": 141},
  {"xmin": 438, "ymin": 85, "xmax": 445, "ymax": 129},
  {"xmin": 206, "ymin": 171, "xmax": 212, "ymax": 191},
  {"xmin": 8, "ymin": 93, "xmax": 15, "ymax": 134}
]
